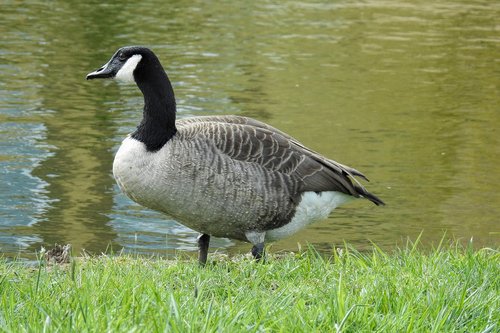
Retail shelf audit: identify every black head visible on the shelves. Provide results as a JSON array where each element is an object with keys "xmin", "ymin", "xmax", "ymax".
[
  {"xmin": 86, "ymin": 46, "xmax": 161, "ymax": 82},
  {"xmin": 87, "ymin": 46, "xmax": 177, "ymax": 151}
]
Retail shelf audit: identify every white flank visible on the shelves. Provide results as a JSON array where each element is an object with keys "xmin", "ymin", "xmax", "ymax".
[
  {"xmin": 115, "ymin": 54, "xmax": 142, "ymax": 82},
  {"xmin": 266, "ymin": 191, "xmax": 353, "ymax": 241}
]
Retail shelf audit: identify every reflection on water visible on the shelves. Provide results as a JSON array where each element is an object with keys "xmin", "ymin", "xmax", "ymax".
[{"xmin": 1, "ymin": 0, "xmax": 498, "ymax": 258}]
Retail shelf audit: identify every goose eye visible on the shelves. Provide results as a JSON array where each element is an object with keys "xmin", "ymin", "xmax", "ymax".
[{"xmin": 118, "ymin": 53, "xmax": 127, "ymax": 61}]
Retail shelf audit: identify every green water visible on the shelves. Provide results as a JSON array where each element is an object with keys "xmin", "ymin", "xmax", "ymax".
[{"xmin": 1, "ymin": 0, "xmax": 498, "ymax": 258}]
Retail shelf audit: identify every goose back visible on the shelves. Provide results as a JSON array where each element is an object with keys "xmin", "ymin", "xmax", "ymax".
[{"xmin": 177, "ymin": 115, "xmax": 381, "ymax": 201}]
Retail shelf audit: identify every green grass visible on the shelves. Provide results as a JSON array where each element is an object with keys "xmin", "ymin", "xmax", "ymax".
[{"xmin": 0, "ymin": 242, "xmax": 498, "ymax": 332}]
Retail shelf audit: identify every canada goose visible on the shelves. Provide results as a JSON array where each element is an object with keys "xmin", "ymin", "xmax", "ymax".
[{"xmin": 87, "ymin": 46, "xmax": 384, "ymax": 265}]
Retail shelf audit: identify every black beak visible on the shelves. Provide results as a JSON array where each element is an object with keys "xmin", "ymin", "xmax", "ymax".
[{"xmin": 86, "ymin": 61, "xmax": 115, "ymax": 80}]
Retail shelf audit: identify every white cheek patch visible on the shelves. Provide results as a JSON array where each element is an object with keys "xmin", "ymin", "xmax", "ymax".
[{"xmin": 115, "ymin": 54, "xmax": 142, "ymax": 83}]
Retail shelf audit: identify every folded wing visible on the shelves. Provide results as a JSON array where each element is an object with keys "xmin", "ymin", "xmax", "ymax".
[{"xmin": 177, "ymin": 116, "xmax": 384, "ymax": 205}]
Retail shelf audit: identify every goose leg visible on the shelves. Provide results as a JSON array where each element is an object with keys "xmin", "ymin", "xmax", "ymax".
[
  {"xmin": 197, "ymin": 233, "xmax": 210, "ymax": 266},
  {"xmin": 245, "ymin": 230, "xmax": 266, "ymax": 262},
  {"xmin": 251, "ymin": 242, "xmax": 265, "ymax": 261}
]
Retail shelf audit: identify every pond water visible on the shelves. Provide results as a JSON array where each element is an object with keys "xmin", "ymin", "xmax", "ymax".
[{"xmin": 1, "ymin": 0, "xmax": 499, "ymax": 259}]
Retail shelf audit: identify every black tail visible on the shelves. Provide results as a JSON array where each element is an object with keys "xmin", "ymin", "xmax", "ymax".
[{"xmin": 354, "ymin": 185, "xmax": 385, "ymax": 206}]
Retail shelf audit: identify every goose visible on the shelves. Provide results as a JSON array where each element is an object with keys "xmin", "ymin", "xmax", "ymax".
[{"xmin": 86, "ymin": 46, "xmax": 384, "ymax": 265}]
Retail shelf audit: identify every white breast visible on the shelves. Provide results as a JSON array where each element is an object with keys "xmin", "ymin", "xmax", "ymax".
[
  {"xmin": 113, "ymin": 136, "xmax": 156, "ymax": 205},
  {"xmin": 265, "ymin": 191, "xmax": 353, "ymax": 241}
]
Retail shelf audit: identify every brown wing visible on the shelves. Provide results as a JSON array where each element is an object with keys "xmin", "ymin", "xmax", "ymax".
[
  {"xmin": 178, "ymin": 115, "xmax": 369, "ymax": 180},
  {"xmin": 177, "ymin": 116, "xmax": 384, "ymax": 205}
]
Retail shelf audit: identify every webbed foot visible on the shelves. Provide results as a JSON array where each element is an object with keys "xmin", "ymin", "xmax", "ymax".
[{"xmin": 251, "ymin": 242, "xmax": 265, "ymax": 261}]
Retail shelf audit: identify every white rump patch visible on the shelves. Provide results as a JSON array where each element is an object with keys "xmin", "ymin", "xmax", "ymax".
[
  {"xmin": 266, "ymin": 191, "xmax": 353, "ymax": 241},
  {"xmin": 115, "ymin": 54, "xmax": 142, "ymax": 83}
]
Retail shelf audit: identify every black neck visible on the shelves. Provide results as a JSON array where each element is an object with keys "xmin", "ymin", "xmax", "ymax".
[{"xmin": 131, "ymin": 62, "xmax": 177, "ymax": 151}]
